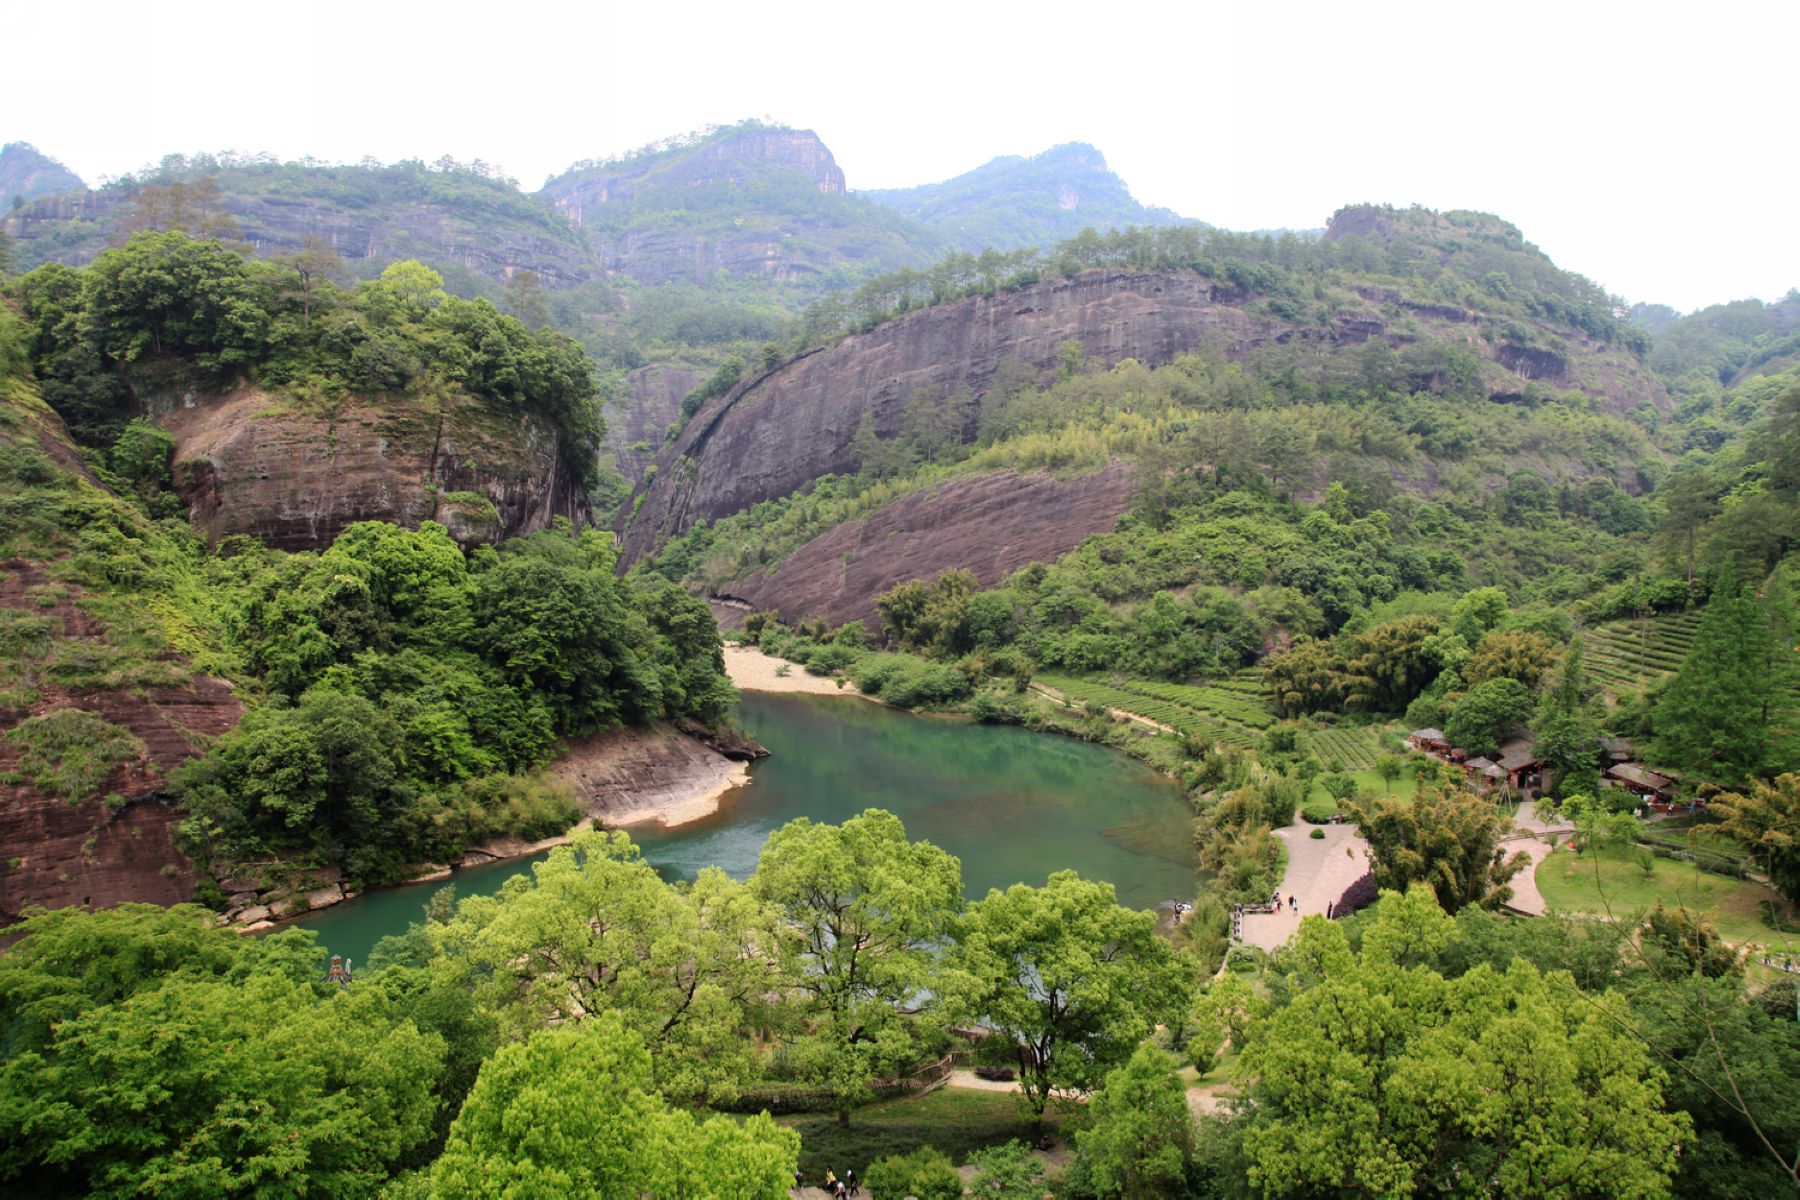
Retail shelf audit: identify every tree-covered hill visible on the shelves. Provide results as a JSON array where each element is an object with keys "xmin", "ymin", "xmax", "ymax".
[
  {"xmin": 863, "ymin": 141, "xmax": 1199, "ymax": 253},
  {"xmin": 0, "ymin": 142, "xmax": 85, "ymax": 212},
  {"xmin": 2, "ymin": 152, "xmax": 599, "ymax": 290}
]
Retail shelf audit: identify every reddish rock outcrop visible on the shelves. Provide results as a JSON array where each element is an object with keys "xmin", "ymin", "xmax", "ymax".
[
  {"xmin": 0, "ymin": 562, "xmax": 241, "ymax": 924},
  {"xmin": 151, "ymin": 385, "xmax": 587, "ymax": 550},
  {"xmin": 621, "ymin": 270, "xmax": 1266, "ymax": 562},
  {"xmin": 724, "ymin": 466, "xmax": 1139, "ymax": 629}
]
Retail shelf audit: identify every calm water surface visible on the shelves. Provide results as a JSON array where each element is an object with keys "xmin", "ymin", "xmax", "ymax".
[{"xmin": 298, "ymin": 693, "xmax": 1196, "ymax": 961}]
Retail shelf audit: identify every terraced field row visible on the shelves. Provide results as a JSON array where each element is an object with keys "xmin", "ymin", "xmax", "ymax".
[
  {"xmin": 1035, "ymin": 675, "xmax": 1262, "ymax": 748},
  {"xmin": 1584, "ymin": 611, "xmax": 1701, "ymax": 690},
  {"xmin": 1118, "ymin": 680, "xmax": 1275, "ymax": 730},
  {"xmin": 1307, "ymin": 727, "xmax": 1379, "ymax": 771}
]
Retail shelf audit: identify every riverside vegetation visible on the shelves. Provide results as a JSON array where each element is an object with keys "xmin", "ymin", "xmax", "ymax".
[{"xmin": 2, "ymin": 153, "xmax": 1800, "ymax": 1196}]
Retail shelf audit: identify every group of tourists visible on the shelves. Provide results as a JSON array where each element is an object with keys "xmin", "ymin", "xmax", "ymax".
[
  {"xmin": 1270, "ymin": 889, "xmax": 1298, "ymax": 913},
  {"xmin": 797, "ymin": 1166, "xmax": 859, "ymax": 1196}
]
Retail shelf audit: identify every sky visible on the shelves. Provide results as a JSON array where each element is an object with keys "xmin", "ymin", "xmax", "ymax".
[{"xmin": 6, "ymin": 0, "xmax": 1794, "ymax": 312}]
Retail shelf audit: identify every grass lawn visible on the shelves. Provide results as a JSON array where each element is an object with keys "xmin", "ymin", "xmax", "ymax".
[
  {"xmin": 777, "ymin": 1086, "xmax": 1066, "ymax": 1180},
  {"xmin": 1536, "ymin": 844, "xmax": 1800, "ymax": 960},
  {"xmin": 1306, "ymin": 766, "xmax": 1420, "ymax": 814}
]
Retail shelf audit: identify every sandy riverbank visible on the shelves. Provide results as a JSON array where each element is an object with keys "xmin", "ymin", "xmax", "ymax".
[
  {"xmin": 551, "ymin": 722, "xmax": 755, "ymax": 831},
  {"xmin": 724, "ymin": 643, "xmax": 865, "ymax": 697}
]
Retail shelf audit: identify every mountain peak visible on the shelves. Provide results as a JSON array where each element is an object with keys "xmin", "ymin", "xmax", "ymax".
[
  {"xmin": 861, "ymin": 141, "xmax": 1195, "ymax": 253},
  {"xmin": 0, "ymin": 142, "xmax": 85, "ymax": 210}
]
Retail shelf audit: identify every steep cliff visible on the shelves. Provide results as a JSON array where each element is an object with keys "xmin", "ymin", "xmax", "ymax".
[
  {"xmin": 605, "ymin": 363, "xmax": 698, "ymax": 484},
  {"xmin": 621, "ymin": 266, "xmax": 1671, "ymax": 563},
  {"xmin": 540, "ymin": 123, "xmax": 935, "ymax": 288},
  {"xmin": 721, "ymin": 466, "xmax": 1140, "ymax": 629},
  {"xmin": 0, "ymin": 393, "xmax": 238, "ymax": 922},
  {"xmin": 151, "ymin": 384, "xmax": 589, "ymax": 550}
]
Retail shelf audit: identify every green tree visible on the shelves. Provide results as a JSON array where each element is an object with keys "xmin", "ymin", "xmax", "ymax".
[
  {"xmin": 1712, "ymin": 773, "xmax": 1800, "ymax": 904},
  {"xmin": 1345, "ymin": 782, "xmax": 1529, "ymax": 912},
  {"xmin": 1235, "ymin": 889, "xmax": 1689, "ymax": 1198},
  {"xmin": 1461, "ymin": 628, "xmax": 1560, "ymax": 690},
  {"xmin": 438, "ymin": 830, "xmax": 776, "ymax": 1102},
  {"xmin": 1654, "ymin": 466, "xmax": 1721, "ymax": 592},
  {"xmin": 429, "ymin": 1016, "xmax": 797, "ymax": 1200},
  {"xmin": 0, "ymin": 971, "xmax": 444, "ymax": 1198},
  {"xmin": 1653, "ymin": 566, "xmax": 1787, "ymax": 783},
  {"xmin": 1443, "ymin": 675, "xmax": 1535, "ymax": 757},
  {"xmin": 1535, "ymin": 635, "xmax": 1602, "ymax": 798},
  {"xmin": 944, "ymin": 871, "xmax": 1194, "ymax": 1127},
  {"xmin": 502, "ymin": 268, "xmax": 550, "ymax": 329},
  {"xmin": 1073, "ymin": 1044, "xmax": 1196, "ymax": 1200},
  {"xmin": 966, "ymin": 1141, "xmax": 1046, "ymax": 1200},
  {"xmin": 83, "ymin": 231, "xmax": 272, "ymax": 373},
  {"xmin": 750, "ymin": 810, "xmax": 963, "ymax": 1125}
]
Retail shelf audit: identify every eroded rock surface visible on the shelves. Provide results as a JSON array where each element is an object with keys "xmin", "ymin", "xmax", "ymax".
[
  {"xmin": 725, "ymin": 466, "xmax": 1138, "ymax": 629},
  {"xmin": 0, "ymin": 562, "xmax": 240, "ymax": 923},
  {"xmin": 550, "ymin": 723, "xmax": 761, "ymax": 826},
  {"xmin": 621, "ymin": 267, "xmax": 1669, "ymax": 563},
  {"xmin": 153, "ymin": 385, "xmax": 587, "ymax": 550}
]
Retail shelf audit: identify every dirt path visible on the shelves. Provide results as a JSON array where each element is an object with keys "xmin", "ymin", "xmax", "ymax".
[
  {"xmin": 1503, "ymin": 802, "xmax": 1574, "ymax": 916},
  {"xmin": 1028, "ymin": 682, "xmax": 1177, "ymax": 735},
  {"xmin": 1238, "ymin": 823, "xmax": 1371, "ymax": 951}
]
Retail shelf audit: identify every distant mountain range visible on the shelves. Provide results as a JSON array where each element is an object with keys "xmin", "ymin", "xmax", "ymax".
[{"xmin": 0, "ymin": 123, "xmax": 1198, "ymax": 297}]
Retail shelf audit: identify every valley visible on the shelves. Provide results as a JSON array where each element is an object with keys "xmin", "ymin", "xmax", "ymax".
[{"xmin": 3, "ymin": 102, "xmax": 1800, "ymax": 1198}]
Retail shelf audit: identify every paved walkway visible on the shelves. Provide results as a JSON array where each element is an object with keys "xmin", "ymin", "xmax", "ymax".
[
  {"xmin": 1238, "ymin": 823, "xmax": 1371, "ymax": 951},
  {"xmin": 1500, "ymin": 802, "xmax": 1573, "ymax": 916}
]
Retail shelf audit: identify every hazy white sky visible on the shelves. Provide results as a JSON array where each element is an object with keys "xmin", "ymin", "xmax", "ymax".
[{"xmin": 7, "ymin": 0, "xmax": 1793, "ymax": 311}]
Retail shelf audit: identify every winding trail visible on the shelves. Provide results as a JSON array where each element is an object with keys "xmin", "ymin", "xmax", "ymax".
[{"xmin": 1238, "ymin": 823, "xmax": 1372, "ymax": 951}]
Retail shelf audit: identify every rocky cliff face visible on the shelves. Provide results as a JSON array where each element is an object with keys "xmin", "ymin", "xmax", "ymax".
[
  {"xmin": 721, "ymin": 466, "xmax": 1139, "ymax": 629},
  {"xmin": 620, "ymin": 267, "xmax": 1671, "ymax": 563},
  {"xmin": 3, "ymin": 168, "xmax": 598, "ymax": 287},
  {"xmin": 151, "ymin": 385, "xmax": 588, "ymax": 550},
  {"xmin": 0, "ymin": 561, "xmax": 240, "ymax": 924},
  {"xmin": 539, "ymin": 125, "xmax": 930, "ymax": 288},
  {"xmin": 606, "ymin": 364, "xmax": 697, "ymax": 484},
  {"xmin": 620, "ymin": 270, "xmax": 1272, "ymax": 561},
  {"xmin": 543, "ymin": 127, "xmax": 846, "ymax": 223}
]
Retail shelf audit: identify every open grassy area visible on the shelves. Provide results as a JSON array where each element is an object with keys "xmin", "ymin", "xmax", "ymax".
[
  {"xmin": 778, "ymin": 1085, "xmax": 1065, "ymax": 1179},
  {"xmin": 1536, "ymin": 844, "xmax": 1800, "ymax": 959}
]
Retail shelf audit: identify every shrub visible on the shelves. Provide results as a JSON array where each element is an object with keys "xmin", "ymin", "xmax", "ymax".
[
  {"xmin": 1301, "ymin": 797, "xmax": 1338, "ymax": 824},
  {"xmin": 3, "ymin": 708, "xmax": 144, "ymax": 801},
  {"xmin": 866, "ymin": 1146, "xmax": 964, "ymax": 1200},
  {"xmin": 1310, "ymin": 827, "xmax": 1326, "ymax": 839}
]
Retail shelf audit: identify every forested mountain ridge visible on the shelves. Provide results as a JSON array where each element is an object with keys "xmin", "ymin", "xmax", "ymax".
[
  {"xmin": 0, "ymin": 142, "xmax": 84, "ymax": 211},
  {"xmin": 863, "ymin": 141, "xmax": 1197, "ymax": 253},
  {"xmin": 2, "ymin": 153, "xmax": 600, "ymax": 289},
  {"xmin": 620, "ymin": 207, "xmax": 1671, "ymax": 568}
]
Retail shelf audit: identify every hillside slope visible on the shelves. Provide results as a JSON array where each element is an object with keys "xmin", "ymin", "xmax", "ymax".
[{"xmin": 621, "ymin": 249, "xmax": 1668, "ymax": 563}]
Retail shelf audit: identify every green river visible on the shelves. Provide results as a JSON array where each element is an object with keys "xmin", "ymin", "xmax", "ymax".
[{"xmin": 298, "ymin": 692, "xmax": 1197, "ymax": 962}]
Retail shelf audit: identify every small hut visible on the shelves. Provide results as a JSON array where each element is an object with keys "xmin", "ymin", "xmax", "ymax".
[
  {"xmin": 1462, "ymin": 756, "xmax": 1506, "ymax": 792},
  {"xmin": 1409, "ymin": 728, "xmax": 1450, "ymax": 755},
  {"xmin": 1495, "ymin": 738, "xmax": 1541, "ymax": 793},
  {"xmin": 1606, "ymin": 762, "xmax": 1678, "ymax": 806}
]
